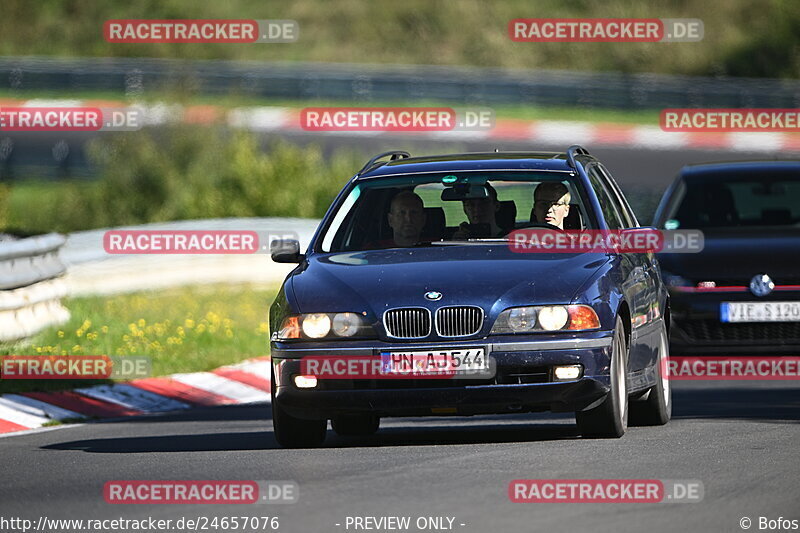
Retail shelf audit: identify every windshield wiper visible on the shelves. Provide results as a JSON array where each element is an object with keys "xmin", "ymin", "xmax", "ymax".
[{"xmin": 430, "ymin": 238, "xmax": 511, "ymax": 246}]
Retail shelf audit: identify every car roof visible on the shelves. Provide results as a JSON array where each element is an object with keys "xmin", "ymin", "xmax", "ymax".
[
  {"xmin": 680, "ymin": 160, "xmax": 800, "ymax": 181},
  {"xmin": 357, "ymin": 152, "xmax": 582, "ymax": 179}
]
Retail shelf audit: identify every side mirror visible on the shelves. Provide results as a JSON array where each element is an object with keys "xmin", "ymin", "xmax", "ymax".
[
  {"xmin": 618, "ymin": 227, "xmax": 661, "ymax": 253},
  {"xmin": 271, "ymin": 239, "xmax": 304, "ymax": 263}
]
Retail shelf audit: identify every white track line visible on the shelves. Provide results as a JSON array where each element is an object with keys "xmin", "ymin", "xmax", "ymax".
[
  {"xmin": 0, "ymin": 394, "xmax": 84, "ymax": 421},
  {"xmin": 0, "ymin": 403, "xmax": 49, "ymax": 428},
  {"xmin": 227, "ymin": 359, "xmax": 271, "ymax": 379},
  {"xmin": 170, "ymin": 372, "xmax": 270, "ymax": 404},
  {"xmin": 74, "ymin": 384, "xmax": 191, "ymax": 413}
]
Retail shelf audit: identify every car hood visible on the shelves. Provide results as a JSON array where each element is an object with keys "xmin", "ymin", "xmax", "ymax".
[
  {"xmin": 657, "ymin": 228, "xmax": 800, "ymax": 283},
  {"xmin": 290, "ymin": 246, "xmax": 609, "ymax": 316}
]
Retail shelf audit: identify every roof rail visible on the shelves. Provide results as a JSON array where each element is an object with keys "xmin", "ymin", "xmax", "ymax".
[
  {"xmin": 565, "ymin": 145, "xmax": 590, "ymax": 171},
  {"xmin": 357, "ymin": 151, "xmax": 410, "ymax": 176}
]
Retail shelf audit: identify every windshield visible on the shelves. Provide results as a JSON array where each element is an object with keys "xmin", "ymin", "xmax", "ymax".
[
  {"xmin": 318, "ymin": 172, "xmax": 593, "ymax": 252},
  {"xmin": 663, "ymin": 172, "xmax": 800, "ymax": 230}
]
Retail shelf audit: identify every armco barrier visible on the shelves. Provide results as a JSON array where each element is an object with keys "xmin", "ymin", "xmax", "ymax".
[
  {"xmin": 0, "ymin": 233, "xmax": 70, "ymax": 343},
  {"xmin": 2, "ymin": 56, "xmax": 800, "ymax": 109}
]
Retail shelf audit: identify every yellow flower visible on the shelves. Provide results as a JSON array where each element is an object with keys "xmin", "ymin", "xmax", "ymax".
[
  {"xmin": 57, "ymin": 330, "xmax": 65, "ymax": 338},
  {"xmin": 101, "ymin": 326, "xmax": 109, "ymax": 333},
  {"xmin": 184, "ymin": 318, "xmax": 195, "ymax": 329}
]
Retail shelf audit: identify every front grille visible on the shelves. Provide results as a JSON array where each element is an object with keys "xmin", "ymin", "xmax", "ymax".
[
  {"xmin": 680, "ymin": 320, "xmax": 800, "ymax": 343},
  {"xmin": 383, "ymin": 308, "xmax": 431, "ymax": 338},
  {"xmin": 435, "ymin": 306, "xmax": 484, "ymax": 337}
]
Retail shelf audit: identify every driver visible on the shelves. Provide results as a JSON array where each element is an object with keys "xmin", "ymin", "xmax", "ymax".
[
  {"xmin": 383, "ymin": 190, "xmax": 427, "ymax": 247},
  {"xmin": 532, "ymin": 182, "xmax": 571, "ymax": 229}
]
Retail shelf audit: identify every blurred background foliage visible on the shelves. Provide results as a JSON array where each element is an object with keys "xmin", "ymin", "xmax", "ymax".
[
  {"xmin": 5, "ymin": 128, "xmax": 361, "ymax": 233},
  {"xmin": 0, "ymin": 0, "xmax": 798, "ymax": 78}
]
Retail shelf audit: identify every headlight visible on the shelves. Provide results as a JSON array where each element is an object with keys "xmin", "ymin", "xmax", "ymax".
[
  {"xmin": 301, "ymin": 313, "xmax": 331, "ymax": 338},
  {"xmin": 276, "ymin": 312, "xmax": 373, "ymax": 340},
  {"xmin": 538, "ymin": 306, "xmax": 569, "ymax": 330},
  {"xmin": 491, "ymin": 305, "xmax": 600, "ymax": 334},
  {"xmin": 508, "ymin": 307, "xmax": 537, "ymax": 332},
  {"xmin": 332, "ymin": 312, "xmax": 361, "ymax": 337}
]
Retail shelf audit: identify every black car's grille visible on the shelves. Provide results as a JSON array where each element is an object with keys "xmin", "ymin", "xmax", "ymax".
[
  {"xmin": 435, "ymin": 306, "xmax": 483, "ymax": 337},
  {"xmin": 383, "ymin": 308, "xmax": 431, "ymax": 338},
  {"xmin": 680, "ymin": 320, "xmax": 800, "ymax": 343}
]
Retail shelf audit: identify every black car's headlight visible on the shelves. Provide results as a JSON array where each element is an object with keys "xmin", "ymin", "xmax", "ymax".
[
  {"xmin": 276, "ymin": 312, "xmax": 374, "ymax": 340},
  {"xmin": 490, "ymin": 305, "xmax": 600, "ymax": 334}
]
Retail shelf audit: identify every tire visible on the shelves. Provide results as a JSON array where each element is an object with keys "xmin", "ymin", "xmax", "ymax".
[
  {"xmin": 629, "ymin": 321, "xmax": 672, "ymax": 426},
  {"xmin": 271, "ymin": 370, "xmax": 327, "ymax": 448},
  {"xmin": 331, "ymin": 414, "xmax": 380, "ymax": 436},
  {"xmin": 576, "ymin": 315, "xmax": 629, "ymax": 438}
]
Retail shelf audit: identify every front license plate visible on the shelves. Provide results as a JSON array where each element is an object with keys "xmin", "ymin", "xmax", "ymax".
[
  {"xmin": 380, "ymin": 348, "xmax": 487, "ymax": 375},
  {"xmin": 721, "ymin": 302, "xmax": 800, "ymax": 323}
]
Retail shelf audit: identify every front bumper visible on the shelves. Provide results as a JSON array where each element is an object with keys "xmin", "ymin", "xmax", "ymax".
[{"xmin": 271, "ymin": 333, "xmax": 613, "ymax": 420}]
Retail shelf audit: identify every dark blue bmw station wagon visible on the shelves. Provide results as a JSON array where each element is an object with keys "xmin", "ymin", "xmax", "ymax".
[{"xmin": 269, "ymin": 146, "xmax": 671, "ymax": 447}]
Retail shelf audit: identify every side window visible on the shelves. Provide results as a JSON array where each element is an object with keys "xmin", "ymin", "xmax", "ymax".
[
  {"xmin": 598, "ymin": 165, "xmax": 639, "ymax": 228},
  {"xmin": 587, "ymin": 165, "xmax": 625, "ymax": 230}
]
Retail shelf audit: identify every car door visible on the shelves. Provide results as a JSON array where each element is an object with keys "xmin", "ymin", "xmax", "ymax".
[
  {"xmin": 586, "ymin": 164, "xmax": 651, "ymax": 373},
  {"xmin": 598, "ymin": 164, "xmax": 663, "ymax": 372}
]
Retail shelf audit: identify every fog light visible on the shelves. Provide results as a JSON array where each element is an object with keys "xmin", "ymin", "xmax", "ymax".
[
  {"xmin": 293, "ymin": 375, "xmax": 318, "ymax": 388},
  {"xmin": 554, "ymin": 365, "xmax": 582, "ymax": 380}
]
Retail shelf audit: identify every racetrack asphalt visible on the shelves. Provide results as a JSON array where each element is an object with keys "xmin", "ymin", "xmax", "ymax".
[{"xmin": 0, "ymin": 380, "xmax": 797, "ymax": 533}]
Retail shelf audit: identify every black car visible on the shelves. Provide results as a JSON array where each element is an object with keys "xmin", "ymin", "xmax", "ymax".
[
  {"xmin": 269, "ymin": 146, "xmax": 671, "ymax": 447},
  {"xmin": 653, "ymin": 160, "xmax": 800, "ymax": 354}
]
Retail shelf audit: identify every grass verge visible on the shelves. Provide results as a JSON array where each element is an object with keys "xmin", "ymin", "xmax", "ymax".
[{"xmin": 0, "ymin": 284, "xmax": 278, "ymax": 395}]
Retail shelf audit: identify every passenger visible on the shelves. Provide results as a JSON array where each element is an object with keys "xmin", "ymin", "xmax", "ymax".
[
  {"xmin": 532, "ymin": 182, "xmax": 571, "ymax": 229},
  {"xmin": 452, "ymin": 183, "xmax": 505, "ymax": 239}
]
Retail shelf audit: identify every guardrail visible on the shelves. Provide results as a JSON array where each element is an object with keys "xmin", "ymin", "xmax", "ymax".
[
  {"xmin": 2, "ymin": 56, "xmax": 800, "ymax": 109},
  {"xmin": 0, "ymin": 233, "xmax": 70, "ymax": 343}
]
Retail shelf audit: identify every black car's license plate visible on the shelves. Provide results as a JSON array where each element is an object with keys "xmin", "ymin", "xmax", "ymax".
[{"xmin": 721, "ymin": 301, "xmax": 800, "ymax": 322}]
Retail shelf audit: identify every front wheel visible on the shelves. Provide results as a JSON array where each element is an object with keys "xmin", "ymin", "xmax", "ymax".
[
  {"xmin": 576, "ymin": 315, "xmax": 629, "ymax": 438},
  {"xmin": 629, "ymin": 321, "xmax": 672, "ymax": 426}
]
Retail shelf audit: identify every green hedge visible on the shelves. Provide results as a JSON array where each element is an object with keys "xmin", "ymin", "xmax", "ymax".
[{"xmin": 6, "ymin": 127, "xmax": 363, "ymax": 233}]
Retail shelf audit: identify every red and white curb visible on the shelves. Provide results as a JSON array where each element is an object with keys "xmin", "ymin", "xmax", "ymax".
[
  {"xmin": 0, "ymin": 356, "xmax": 271, "ymax": 437},
  {"xmin": 2, "ymin": 98, "xmax": 799, "ymax": 153}
]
